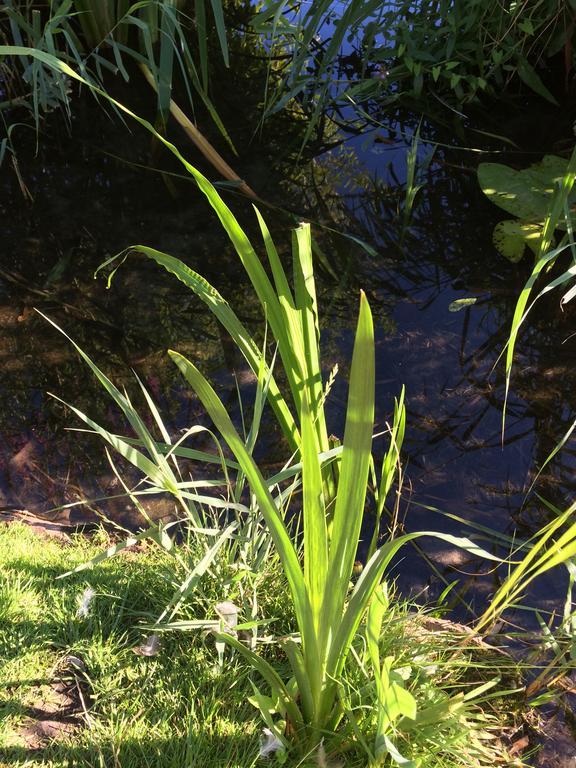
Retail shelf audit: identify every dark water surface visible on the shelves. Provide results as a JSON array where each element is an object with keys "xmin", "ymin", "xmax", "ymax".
[
  {"xmin": 2, "ymin": 79, "xmax": 576, "ymax": 624},
  {"xmin": 317, "ymin": 112, "xmax": 576, "ymax": 614}
]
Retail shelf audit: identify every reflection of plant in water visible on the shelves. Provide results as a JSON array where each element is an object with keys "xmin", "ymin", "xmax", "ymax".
[{"xmin": 283, "ymin": 142, "xmax": 370, "ymax": 229}]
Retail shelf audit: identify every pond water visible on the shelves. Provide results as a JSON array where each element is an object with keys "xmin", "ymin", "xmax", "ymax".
[{"xmin": 2, "ymin": 68, "xmax": 576, "ymax": 627}]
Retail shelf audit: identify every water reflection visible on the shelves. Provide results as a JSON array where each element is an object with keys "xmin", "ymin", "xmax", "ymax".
[
  {"xmin": 1, "ymin": 61, "xmax": 576, "ymax": 622},
  {"xmin": 306, "ymin": 120, "xmax": 576, "ymax": 613}
]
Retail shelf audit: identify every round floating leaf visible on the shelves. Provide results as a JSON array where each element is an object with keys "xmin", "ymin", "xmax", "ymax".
[
  {"xmin": 478, "ymin": 156, "xmax": 576, "ymax": 223},
  {"xmin": 492, "ymin": 220, "xmax": 543, "ymax": 262},
  {"xmin": 448, "ymin": 297, "xmax": 477, "ymax": 312}
]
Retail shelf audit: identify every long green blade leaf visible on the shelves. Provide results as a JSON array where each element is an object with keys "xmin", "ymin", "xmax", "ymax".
[
  {"xmin": 322, "ymin": 292, "xmax": 374, "ymax": 649},
  {"xmin": 128, "ymin": 245, "xmax": 299, "ymax": 449},
  {"xmin": 168, "ymin": 350, "xmax": 316, "ymax": 648}
]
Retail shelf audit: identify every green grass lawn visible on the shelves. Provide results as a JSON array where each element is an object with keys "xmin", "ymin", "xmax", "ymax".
[
  {"xmin": 0, "ymin": 522, "xmax": 274, "ymax": 768},
  {"xmin": 0, "ymin": 522, "xmax": 523, "ymax": 768}
]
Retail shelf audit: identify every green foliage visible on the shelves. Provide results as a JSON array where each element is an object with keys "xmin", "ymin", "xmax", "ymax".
[
  {"xmin": 448, "ymin": 297, "xmax": 477, "ymax": 312},
  {"xmin": 178, "ymin": 288, "xmax": 499, "ymax": 754},
  {"xmin": 101, "ymin": 189, "xmax": 500, "ymax": 755},
  {"xmin": 477, "ymin": 146, "xmax": 576, "ymax": 426},
  {"xmin": 364, "ymin": 585, "xmax": 418, "ymax": 765},
  {"xmin": 477, "ymin": 497, "xmax": 576, "ymax": 635},
  {"xmin": 492, "ymin": 220, "xmax": 544, "ymax": 263},
  {"xmin": 0, "ymin": 523, "xmax": 517, "ymax": 767},
  {"xmin": 37, "ymin": 308, "xmax": 282, "ymax": 631},
  {"xmin": 400, "ymin": 123, "xmax": 431, "ymax": 244},
  {"xmin": 0, "ymin": 47, "xmax": 517, "ymax": 762},
  {"xmin": 347, "ymin": 586, "xmax": 509, "ymax": 767},
  {"xmin": 0, "ymin": 522, "xmax": 275, "ymax": 767},
  {"xmin": 172, "ymin": 289, "xmax": 377, "ymax": 747},
  {"xmin": 0, "ymin": 0, "xmax": 231, "ymax": 158},
  {"xmin": 479, "ymin": 156, "xmax": 571, "ymax": 221},
  {"xmin": 251, "ymin": 0, "xmax": 570, "ymax": 136},
  {"xmin": 376, "ymin": 0, "xmax": 564, "ymax": 106},
  {"xmin": 478, "ymin": 155, "xmax": 576, "ymax": 261}
]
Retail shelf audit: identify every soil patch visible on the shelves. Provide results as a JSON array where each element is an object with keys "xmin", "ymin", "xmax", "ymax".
[{"xmin": 8, "ymin": 655, "xmax": 90, "ymax": 752}]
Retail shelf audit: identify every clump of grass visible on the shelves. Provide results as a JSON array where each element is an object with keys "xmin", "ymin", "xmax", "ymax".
[
  {"xmin": 0, "ymin": 48, "xmax": 532, "ymax": 765},
  {"xmin": 1, "ymin": 0, "xmax": 233, "ymax": 168},
  {"xmin": 0, "ymin": 523, "xmax": 522, "ymax": 767}
]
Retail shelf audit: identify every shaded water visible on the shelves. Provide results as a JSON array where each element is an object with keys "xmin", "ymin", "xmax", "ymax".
[
  {"xmin": 2, "ymin": 74, "xmax": 576, "ymax": 624},
  {"xmin": 315, "ymin": 113, "xmax": 576, "ymax": 612}
]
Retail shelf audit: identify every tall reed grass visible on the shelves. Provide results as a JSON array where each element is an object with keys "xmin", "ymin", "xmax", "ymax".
[
  {"xmin": 1, "ymin": 1, "xmax": 232, "ymax": 158},
  {"xmin": 5, "ymin": 44, "xmax": 576, "ymax": 762}
]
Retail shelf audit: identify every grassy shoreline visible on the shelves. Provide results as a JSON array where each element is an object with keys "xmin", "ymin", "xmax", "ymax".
[{"xmin": 0, "ymin": 522, "xmax": 524, "ymax": 768}]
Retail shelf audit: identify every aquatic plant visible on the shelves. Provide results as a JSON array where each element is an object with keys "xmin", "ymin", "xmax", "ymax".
[
  {"xmin": 478, "ymin": 154, "xmax": 576, "ymax": 262},
  {"xmin": 167, "ymin": 262, "xmax": 501, "ymax": 756},
  {"xmin": 250, "ymin": 0, "xmax": 570, "ymax": 138},
  {"xmin": 479, "ymin": 145, "xmax": 576, "ymax": 426},
  {"xmin": 1, "ymin": 0, "xmax": 232, "ymax": 161},
  {"xmin": 399, "ymin": 122, "xmax": 432, "ymax": 247},
  {"xmin": 100, "ymin": 223, "xmax": 501, "ymax": 760},
  {"xmin": 477, "ymin": 496, "xmax": 576, "ymax": 635},
  {"xmin": 99, "ymin": 151, "xmax": 499, "ymax": 754}
]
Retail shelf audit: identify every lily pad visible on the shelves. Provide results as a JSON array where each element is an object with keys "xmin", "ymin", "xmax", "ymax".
[
  {"xmin": 492, "ymin": 220, "xmax": 544, "ymax": 262},
  {"xmin": 478, "ymin": 155, "xmax": 575, "ymax": 223}
]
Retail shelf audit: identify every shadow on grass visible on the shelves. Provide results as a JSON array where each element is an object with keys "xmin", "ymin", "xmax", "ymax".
[
  {"xmin": 4, "ymin": 553, "xmax": 176, "ymax": 608},
  {"xmin": 0, "ymin": 729, "xmax": 261, "ymax": 767}
]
